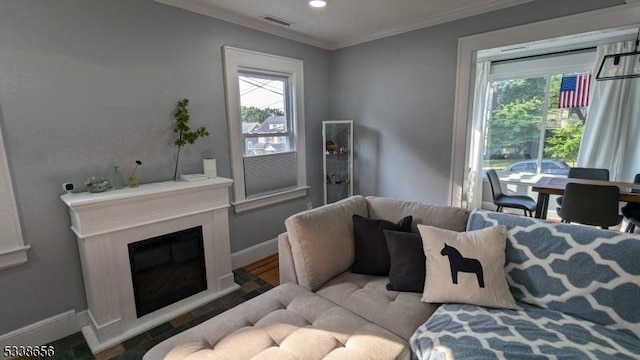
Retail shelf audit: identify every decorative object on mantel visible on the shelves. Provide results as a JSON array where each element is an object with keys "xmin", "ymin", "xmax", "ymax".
[
  {"xmin": 180, "ymin": 173, "xmax": 209, "ymax": 182},
  {"xmin": 596, "ymin": 28, "xmax": 640, "ymax": 81},
  {"xmin": 173, "ymin": 98, "xmax": 210, "ymax": 181},
  {"xmin": 128, "ymin": 160, "xmax": 142, "ymax": 188},
  {"xmin": 85, "ymin": 175, "xmax": 109, "ymax": 193},
  {"xmin": 203, "ymin": 158, "xmax": 217, "ymax": 178},
  {"xmin": 112, "ymin": 165, "xmax": 124, "ymax": 190}
]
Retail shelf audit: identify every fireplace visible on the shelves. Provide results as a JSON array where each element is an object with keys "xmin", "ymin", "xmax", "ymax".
[
  {"xmin": 128, "ymin": 226, "xmax": 207, "ymax": 317},
  {"xmin": 61, "ymin": 178, "xmax": 238, "ymax": 354}
]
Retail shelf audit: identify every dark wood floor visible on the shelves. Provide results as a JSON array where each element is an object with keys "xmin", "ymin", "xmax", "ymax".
[{"xmin": 17, "ymin": 255, "xmax": 279, "ymax": 360}]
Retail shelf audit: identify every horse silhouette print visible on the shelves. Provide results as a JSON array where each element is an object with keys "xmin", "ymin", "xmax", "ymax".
[{"xmin": 440, "ymin": 243, "xmax": 485, "ymax": 288}]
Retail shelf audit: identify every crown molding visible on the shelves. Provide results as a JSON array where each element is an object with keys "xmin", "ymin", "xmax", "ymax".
[
  {"xmin": 156, "ymin": 0, "xmax": 534, "ymax": 50},
  {"xmin": 154, "ymin": 0, "xmax": 330, "ymax": 49},
  {"xmin": 329, "ymin": 0, "xmax": 535, "ymax": 50}
]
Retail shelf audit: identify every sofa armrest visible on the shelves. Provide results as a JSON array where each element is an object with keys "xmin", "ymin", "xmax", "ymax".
[
  {"xmin": 277, "ymin": 232, "xmax": 298, "ymax": 284},
  {"xmin": 284, "ymin": 195, "xmax": 368, "ymax": 291}
]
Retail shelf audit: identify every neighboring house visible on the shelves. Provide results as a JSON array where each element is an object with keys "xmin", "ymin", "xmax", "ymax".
[
  {"xmin": 242, "ymin": 122, "xmax": 260, "ymax": 134},
  {"xmin": 245, "ymin": 116, "xmax": 288, "ymax": 155},
  {"xmin": 254, "ymin": 116, "xmax": 286, "ymax": 133}
]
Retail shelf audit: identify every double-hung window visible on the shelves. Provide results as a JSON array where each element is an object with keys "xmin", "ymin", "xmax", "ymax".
[{"xmin": 223, "ymin": 47, "xmax": 307, "ymax": 212}]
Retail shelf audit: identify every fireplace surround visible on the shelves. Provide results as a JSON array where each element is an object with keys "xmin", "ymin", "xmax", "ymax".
[{"xmin": 61, "ymin": 177, "xmax": 237, "ymax": 354}]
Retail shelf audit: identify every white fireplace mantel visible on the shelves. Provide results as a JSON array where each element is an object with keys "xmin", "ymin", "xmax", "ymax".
[{"xmin": 61, "ymin": 177, "xmax": 239, "ymax": 354}]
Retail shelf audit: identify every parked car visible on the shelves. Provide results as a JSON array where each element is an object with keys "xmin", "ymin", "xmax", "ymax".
[{"xmin": 504, "ymin": 159, "xmax": 571, "ymax": 175}]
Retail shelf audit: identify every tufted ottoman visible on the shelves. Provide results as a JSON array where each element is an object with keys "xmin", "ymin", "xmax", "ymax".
[{"xmin": 143, "ymin": 283, "xmax": 410, "ymax": 359}]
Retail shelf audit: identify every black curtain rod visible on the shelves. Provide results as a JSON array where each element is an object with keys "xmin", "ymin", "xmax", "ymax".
[{"xmin": 491, "ymin": 46, "xmax": 597, "ymax": 65}]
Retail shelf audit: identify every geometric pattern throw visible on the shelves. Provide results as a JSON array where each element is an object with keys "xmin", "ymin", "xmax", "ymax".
[
  {"xmin": 468, "ymin": 210, "xmax": 640, "ymax": 338},
  {"xmin": 410, "ymin": 210, "xmax": 640, "ymax": 359},
  {"xmin": 411, "ymin": 302, "xmax": 640, "ymax": 359}
]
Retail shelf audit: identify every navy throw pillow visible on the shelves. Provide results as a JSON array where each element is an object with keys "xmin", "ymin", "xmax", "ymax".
[{"xmin": 351, "ymin": 214, "xmax": 412, "ymax": 276}]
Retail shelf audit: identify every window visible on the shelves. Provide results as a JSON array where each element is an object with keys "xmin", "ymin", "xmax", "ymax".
[
  {"xmin": 0, "ymin": 125, "xmax": 28, "ymax": 270},
  {"xmin": 223, "ymin": 47, "xmax": 307, "ymax": 212},
  {"xmin": 452, "ymin": 6, "xmax": 640, "ymax": 209},
  {"xmin": 239, "ymin": 73, "xmax": 291, "ymax": 157},
  {"xmin": 483, "ymin": 50, "xmax": 595, "ymax": 181}
]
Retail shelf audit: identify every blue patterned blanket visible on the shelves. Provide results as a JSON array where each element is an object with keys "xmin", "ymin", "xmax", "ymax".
[
  {"xmin": 411, "ymin": 303, "xmax": 640, "ymax": 359},
  {"xmin": 410, "ymin": 210, "xmax": 640, "ymax": 359}
]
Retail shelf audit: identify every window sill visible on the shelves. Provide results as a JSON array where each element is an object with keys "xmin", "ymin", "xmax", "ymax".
[
  {"xmin": 232, "ymin": 187, "xmax": 309, "ymax": 213},
  {"xmin": 496, "ymin": 173, "xmax": 567, "ymax": 186},
  {"xmin": 0, "ymin": 245, "xmax": 31, "ymax": 271}
]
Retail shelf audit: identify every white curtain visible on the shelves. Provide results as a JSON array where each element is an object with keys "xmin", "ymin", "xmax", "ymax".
[
  {"xmin": 464, "ymin": 61, "xmax": 491, "ymax": 209},
  {"xmin": 577, "ymin": 41, "xmax": 640, "ymax": 181}
]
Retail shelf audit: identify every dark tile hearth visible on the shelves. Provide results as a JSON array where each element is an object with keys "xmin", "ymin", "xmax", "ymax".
[{"xmin": 19, "ymin": 269, "xmax": 274, "ymax": 360}]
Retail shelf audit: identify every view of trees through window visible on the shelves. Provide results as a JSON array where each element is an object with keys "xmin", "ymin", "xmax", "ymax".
[{"xmin": 484, "ymin": 73, "xmax": 589, "ymax": 178}]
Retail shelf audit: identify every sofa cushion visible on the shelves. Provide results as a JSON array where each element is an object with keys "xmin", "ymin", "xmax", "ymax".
[
  {"xmin": 314, "ymin": 272, "xmax": 439, "ymax": 340},
  {"xmin": 366, "ymin": 196, "xmax": 469, "ymax": 233},
  {"xmin": 468, "ymin": 209, "xmax": 640, "ymax": 339},
  {"xmin": 411, "ymin": 303, "xmax": 640, "ymax": 359},
  {"xmin": 418, "ymin": 224, "xmax": 518, "ymax": 310},
  {"xmin": 144, "ymin": 283, "xmax": 410, "ymax": 360},
  {"xmin": 284, "ymin": 195, "xmax": 368, "ymax": 291},
  {"xmin": 351, "ymin": 214, "xmax": 412, "ymax": 276},
  {"xmin": 384, "ymin": 230, "xmax": 425, "ymax": 293}
]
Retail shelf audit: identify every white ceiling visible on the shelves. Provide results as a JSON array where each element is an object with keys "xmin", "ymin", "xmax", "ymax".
[{"xmin": 154, "ymin": 0, "xmax": 534, "ymax": 50}]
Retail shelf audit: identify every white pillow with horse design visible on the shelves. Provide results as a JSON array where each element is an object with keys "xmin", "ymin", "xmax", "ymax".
[{"xmin": 418, "ymin": 224, "xmax": 518, "ymax": 310}]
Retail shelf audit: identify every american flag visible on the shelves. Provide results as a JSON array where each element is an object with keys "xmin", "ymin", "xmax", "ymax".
[{"xmin": 559, "ymin": 73, "xmax": 591, "ymax": 108}]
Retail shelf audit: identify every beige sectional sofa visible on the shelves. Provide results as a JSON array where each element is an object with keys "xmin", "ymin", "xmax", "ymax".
[{"xmin": 144, "ymin": 195, "xmax": 470, "ymax": 359}]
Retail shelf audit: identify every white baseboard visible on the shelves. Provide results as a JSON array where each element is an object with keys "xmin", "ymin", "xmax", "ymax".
[
  {"xmin": 0, "ymin": 310, "xmax": 88, "ymax": 349},
  {"xmin": 231, "ymin": 238, "xmax": 278, "ymax": 269}
]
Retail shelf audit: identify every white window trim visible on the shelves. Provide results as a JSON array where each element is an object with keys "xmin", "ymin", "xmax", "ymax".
[
  {"xmin": 449, "ymin": 3, "xmax": 640, "ymax": 207},
  {"xmin": 222, "ymin": 46, "xmax": 307, "ymax": 212},
  {"xmin": 487, "ymin": 50, "xmax": 595, "ymax": 81},
  {"xmin": 0, "ymin": 125, "xmax": 29, "ymax": 270}
]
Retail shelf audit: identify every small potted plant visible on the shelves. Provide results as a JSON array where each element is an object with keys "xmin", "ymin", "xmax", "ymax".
[{"xmin": 173, "ymin": 98, "xmax": 210, "ymax": 180}]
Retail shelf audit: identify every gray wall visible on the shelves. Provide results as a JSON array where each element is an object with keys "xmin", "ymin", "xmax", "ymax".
[
  {"xmin": 0, "ymin": 0, "xmax": 329, "ymax": 334},
  {"xmin": 329, "ymin": 0, "xmax": 625, "ymax": 205}
]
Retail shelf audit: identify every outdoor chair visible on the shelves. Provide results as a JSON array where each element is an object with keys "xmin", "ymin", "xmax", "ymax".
[
  {"xmin": 558, "ymin": 182, "xmax": 621, "ymax": 229},
  {"xmin": 622, "ymin": 173, "xmax": 640, "ymax": 233},
  {"xmin": 486, "ymin": 169, "xmax": 536, "ymax": 217}
]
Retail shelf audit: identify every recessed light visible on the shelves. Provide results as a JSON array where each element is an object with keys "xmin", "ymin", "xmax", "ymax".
[{"xmin": 309, "ymin": 0, "xmax": 326, "ymax": 8}]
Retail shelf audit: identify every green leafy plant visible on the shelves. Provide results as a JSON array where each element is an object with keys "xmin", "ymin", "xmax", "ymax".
[
  {"xmin": 545, "ymin": 121, "xmax": 584, "ymax": 165},
  {"xmin": 173, "ymin": 98, "xmax": 210, "ymax": 180}
]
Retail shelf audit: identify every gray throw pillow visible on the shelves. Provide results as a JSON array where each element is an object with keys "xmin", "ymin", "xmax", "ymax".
[{"xmin": 384, "ymin": 230, "xmax": 425, "ymax": 293}]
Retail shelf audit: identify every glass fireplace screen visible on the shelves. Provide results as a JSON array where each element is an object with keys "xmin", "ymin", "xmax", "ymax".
[{"xmin": 128, "ymin": 226, "xmax": 207, "ymax": 317}]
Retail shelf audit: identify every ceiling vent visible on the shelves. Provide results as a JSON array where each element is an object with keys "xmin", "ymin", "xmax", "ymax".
[{"xmin": 259, "ymin": 14, "xmax": 292, "ymax": 27}]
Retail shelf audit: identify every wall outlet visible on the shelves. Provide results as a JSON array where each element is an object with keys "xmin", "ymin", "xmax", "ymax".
[{"xmin": 306, "ymin": 202, "xmax": 313, "ymax": 210}]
